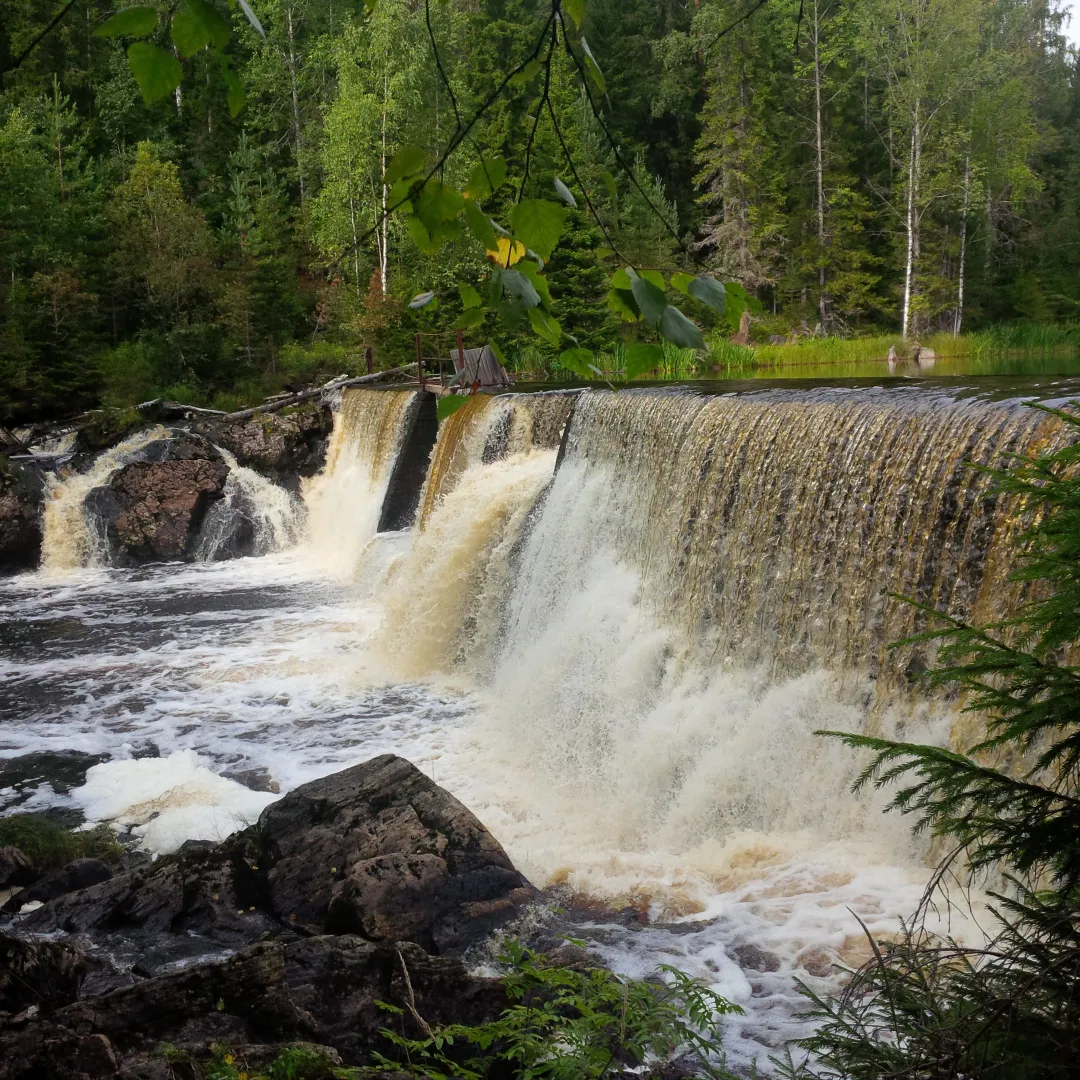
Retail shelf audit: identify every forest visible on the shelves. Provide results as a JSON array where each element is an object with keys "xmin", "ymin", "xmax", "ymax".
[{"xmin": 2, "ymin": 0, "xmax": 1079, "ymax": 422}]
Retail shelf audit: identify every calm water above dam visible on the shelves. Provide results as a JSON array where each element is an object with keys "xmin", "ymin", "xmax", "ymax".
[{"xmin": 3, "ymin": 372, "xmax": 1078, "ymax": 1069}]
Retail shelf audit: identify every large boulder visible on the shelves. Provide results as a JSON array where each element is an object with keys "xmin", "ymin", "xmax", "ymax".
[
  {"xmin": 85, "ymin": 432, "xmax": 229, "ymax": 564},
  {"xmin": 0, "ymin": 458, "xmax": 43, "ymax": 574},
  {"xmin": 0, "ymin": 759, "xmax": 535, "ymax": 1077},
  {"xmin": 21, "ymin": 755, "xmax": 532, "ymax": 959},
  {"xmin": 1, "ymin": 858, "xmax": 113, "ymax": 914},
  {"xmin": 261, "ymin": 754, "xmax": 533, "ymax": 952},
  {"xmin": 19, "ymin": 830, "xmax": 275, "ymax": 965},
  {"xmin": 195, "ymin": 402, "xmax": 333, "ymax": 492}
]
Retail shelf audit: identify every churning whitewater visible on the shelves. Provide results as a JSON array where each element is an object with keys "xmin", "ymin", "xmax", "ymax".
[{"xmin": 1, "ymin": 384, "xmax": 1067, "ymax": 1068}]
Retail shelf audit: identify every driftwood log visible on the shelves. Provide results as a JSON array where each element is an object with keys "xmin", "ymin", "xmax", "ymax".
[
  {"xmin": 219, "ymin": 365, "xmax": 416, "ymax": 422},
  {"xmin": 133, "ymin": 365, "xmax": 418, "ymax": 427}
]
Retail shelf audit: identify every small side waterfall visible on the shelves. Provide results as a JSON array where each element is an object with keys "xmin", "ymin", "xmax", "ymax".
[
  {"xmin": 378, "ymin": 450, "xmax": 558, "ymax": 678},
  {"xmin": 193, "ymin": 450, "xmax": 305, "ymax": 561},
  {"xmin": 301, "ymin": 388, "xmax": 419, "ymax": 574},
  {"xmin": 40, "ymin": 426, "xmax": 167, "ymax": 571},
  {"xmin": 417, "ymin": 391, "xmax": 575, "ymax": 528}
]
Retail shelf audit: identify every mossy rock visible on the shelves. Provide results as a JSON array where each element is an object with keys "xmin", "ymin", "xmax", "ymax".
[
  {"xmin": 76, "ymin": 407, "xmax": 146, "ymax": 453},
  {"xmin": 0, "ymin": 814, "xmax": 122, "ymax": 872}
]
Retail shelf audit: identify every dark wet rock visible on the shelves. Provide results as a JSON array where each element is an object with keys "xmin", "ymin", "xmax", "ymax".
[
  {"xmin": 21, "ymin": 831, "xmax": 274, "ymax": 953},
  {"xmin": 0, "ymin": 936, "xmax": 504, "ymax": 1078},
  {"xmin": 0, "ymin": 458, "xmax": 44, "ymax": 574},
  {"xmin": 0, "ymin": 943, "xmax": 299, "ymax": 1080},
  {"xmin": 262, "ymin": 754, "xmax": 534, "ymax": 952},
  {"xmin": 0, "ymin": 931, "xmax": 86, "ymax": 1016},
  {"xmin": 195, "ymin": 402, "xmax": 333, "ymax": 492},
  {"xmin": 85, "ymin": 432, "xmax": 229, "ymax": 564},
  {"xmin": 194, "ymin": 486, "xmax": 259, "ymax": 561},
  {"xmin": 0, "ymin": 1024, "xmax": 119, "ymax": 1080},
  {"xmin": 118, "ymin": 851, "xmax": 152, "ymax": 872},
  {"xmin": 222, "ymin": 765, "xmax": 281, "ymax": 794},
  {"xmin": 2, "ymin": 858, "xmax": 113, "ymax": 914},
  {"xmin": 732, "ymin": 944, "xmax": 781, "ymax": 973},
  {"xmin": 20, "ymin": 756, "xmax": 532, "ymax": 959},
  {"xmin": 283, "ymin": 937, "xmax": 507, "ymax": 1063},
  {"xmin": 0, "ymin": 759, "xmax": 534, "ymax": 1078},
  {"xmin": 0, "ymin": 750, "xmax": 110, "ymax": 800},
  {"xmin": 0, "ymin": 848, "xmax": 34, "ymax": 890}
]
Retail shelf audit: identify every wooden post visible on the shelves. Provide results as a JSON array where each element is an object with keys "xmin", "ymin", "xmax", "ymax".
[
  {"xmin": 456, "ymin": 330, "xmax": 466, "ymax": 393},
  {"xmin": 415, "ymin": 334, "xmax": 424, "ymax": 390},
  {"xmin": 365, "ymin": 345, "xmax": 373, "ymax": 375}
]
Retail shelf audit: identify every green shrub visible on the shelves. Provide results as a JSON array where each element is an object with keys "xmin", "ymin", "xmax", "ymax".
[
  {"xmin": 97, "ymin": 340, "xmax": 163, "ymax": 408},
  {"xmin": 0, "ymin": 813, "xmax": 122, "ymax": 870},
  {"xmin": 76, "ymin": 406, "xmax": 145, "ymax": 452},
  {"xmin": 706, "ymin": 337, "xmax": 756, "ymax": 373},
  {"xmin": 202, "ymin": 1044, "xmax": 342, "ymax": 1080},
  {"xmin": 371, "ymin": 940, "xmax": 741, "ymax": 1079}
]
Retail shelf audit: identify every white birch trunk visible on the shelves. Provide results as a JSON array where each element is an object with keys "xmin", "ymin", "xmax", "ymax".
[
  {"xmin": 347, "ymin": 165, "xmax": 361, "ymax": 300},
  {"xmin": 901, "ymin": 108, "xmax": 921, "ymax": 340},
  {"xmin": 286, "ymin": 7, "xmax": 305, "ymax": 203},
  {"xmin": 812, "ymin": 0, "xmax": 829, "ymax": 329},
  {"xmin": 954, "ymin": 154, "xmax": 971, "ymax": 336},
  {"xmin": 379, "ymin": 70, "xmax": 389, "ymax": 296}
]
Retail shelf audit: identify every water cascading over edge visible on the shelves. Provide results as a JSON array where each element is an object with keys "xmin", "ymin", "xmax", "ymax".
[
  {"xmin": 391, "ymin": 386, "xmax": 1070, "ymax": 907},
  {"xmin": 378, "ymin": 391, "xmax": 576, "ymax": 676},
  {"xmin": 40, "ymin": 428, "xmax": 305, "ymax": 571},
  {"xmin": 415, "ymin": 391, "xmax": 577, "ymax": 528},
  {"xmin": 302, "ymin": 387, "xmax": 420, "ymax": 573}
]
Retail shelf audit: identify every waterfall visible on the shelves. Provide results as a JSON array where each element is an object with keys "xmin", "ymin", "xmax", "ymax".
[
  {"xmin": 40, "ymin": 428, "xmax": 304, "ymax": 572},
  {"xmin": 40, "ymin": 426, "xmax": 167, "ymax": 572},
  {"xmin": 379, "ymin": 386, "xmax": 1070, "ymax": 910},
  {"xmin": 416, "ymin": 391, "xmax": 575, "ymax": 528},
  {"xmin": 301, "ymin": 388, "xmax": 419, "ymax": 574},
  {"xmin": 530, "ymin": 388, "xmax": 1061, "ymax": 681},
  {"xmin": 378, "ymin": 450, "xmax": 558, "ymax": 678},
  {"xmin": 193, "ymin": 450, "xmax": 305, "ymax": 561}
]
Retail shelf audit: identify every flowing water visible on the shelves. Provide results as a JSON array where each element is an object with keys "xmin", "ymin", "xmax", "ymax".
[{"xmin": 2, "ymin": 382, "xmax": 1075, "ymax": 1070}]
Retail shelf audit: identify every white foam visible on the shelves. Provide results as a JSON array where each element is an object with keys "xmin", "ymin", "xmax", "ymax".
[{"xmin": 72, "ymin": 750, "xmax": 279, "ymax": 854}]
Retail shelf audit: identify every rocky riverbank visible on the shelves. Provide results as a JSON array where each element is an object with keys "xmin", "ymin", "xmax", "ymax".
[
  {"xmin": 0, "ymin": 459, "xmax": 44, "ymax": 573},
  {"xmin": 0, "ymin": 755, "xmax": 533, "ymax": 1079},
  {"xmin": 0, "ymin": 402, "xmax": 333, "ymax": 575}
]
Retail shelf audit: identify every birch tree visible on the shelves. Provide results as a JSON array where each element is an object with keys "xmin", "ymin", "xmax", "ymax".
[
  {"xmin": 312, "ymin": 5, "xmax": 428, "ymax": 299},
  {"xmin": 860, "ymin": 0, "xmax": 982, "ymax": 338},
  {"xmin": 791, "ymin": 0, "xmax": 879, "ymax": 330}
]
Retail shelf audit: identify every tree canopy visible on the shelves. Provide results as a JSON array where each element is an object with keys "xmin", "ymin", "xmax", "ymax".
[{"xmin": 1, "ymin": 0, "xmax": 1078, "ymax": 420}]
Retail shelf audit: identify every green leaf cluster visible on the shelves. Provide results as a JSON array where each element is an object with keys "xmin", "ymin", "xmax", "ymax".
[
  {"xmin": 95, "ymin": 1, "xmax": 246, "ymax": 115},
  {"xmin": 372, "ymin": 940, "xmax": 741, "ymax": 1079}
]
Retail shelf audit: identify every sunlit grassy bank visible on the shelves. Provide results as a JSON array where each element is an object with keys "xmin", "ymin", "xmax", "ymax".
[{"xmin": 745, "ymin": 324, "xmax": 1080, "ymax": 372}]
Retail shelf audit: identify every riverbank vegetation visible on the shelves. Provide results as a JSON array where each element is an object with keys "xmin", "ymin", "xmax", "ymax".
[{"xmin": 4, "ymin": 1, "xmax": 1080, "ymax": 421}]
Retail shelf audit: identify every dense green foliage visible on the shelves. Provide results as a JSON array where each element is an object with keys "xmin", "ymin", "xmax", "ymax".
[
  {"xmin": 3, "ymin": 0, "xmax": 1080, "ymax": 421},
  {"xmin": 793, "ymin": 406, "xmax": 1080, "ymax": 1078},
  {"xmin": 187, "ymin": 941, "xmax": 740, "ymax": 1079},
  {"xmin": 371, "ymin": 940, "xmax": 740, "ymax": 1079}
]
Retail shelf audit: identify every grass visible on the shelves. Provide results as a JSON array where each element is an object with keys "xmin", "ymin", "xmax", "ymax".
[
  {"xmin": 0, "ymin": 813, "xmax": 123, "ymax": 870},
  {"xmin": 745, "ymin": 323, "xmax": 1080, "ymax": 370}
]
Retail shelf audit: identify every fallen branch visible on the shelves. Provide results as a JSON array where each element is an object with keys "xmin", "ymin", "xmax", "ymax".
[
  {"xmin": 220, "ymin": 365, "xmax": 415, "ymax": 423},
  {"xmin": 396, "ymin": 949, "xmax": 436, "ymax": 1040}
]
